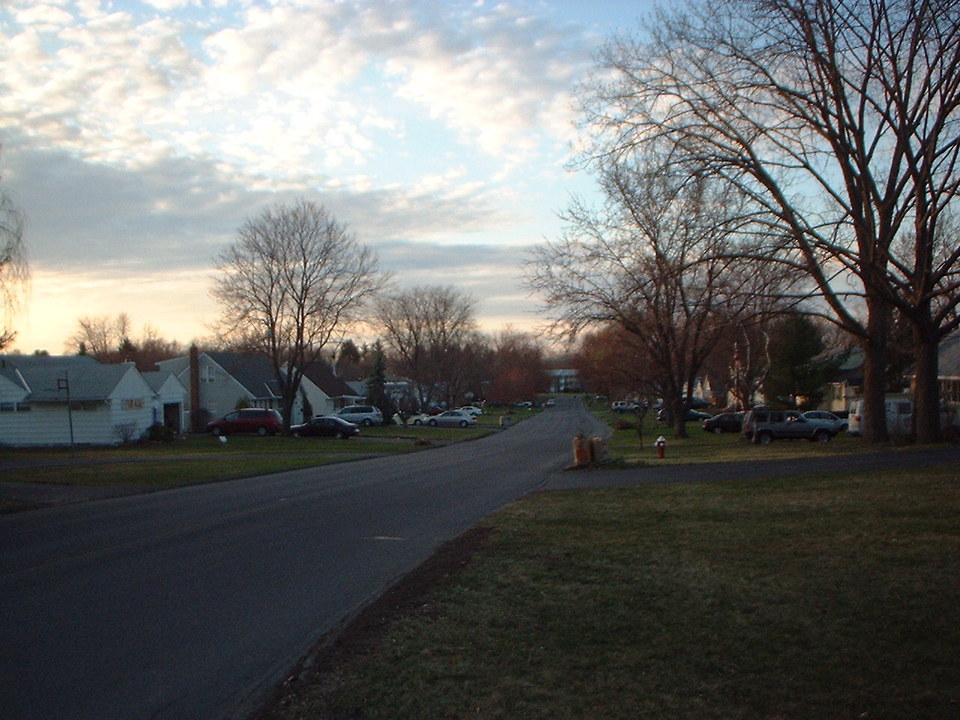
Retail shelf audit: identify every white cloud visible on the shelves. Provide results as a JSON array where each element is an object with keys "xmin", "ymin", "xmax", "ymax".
[{"xmin": 0, "ymin": 0, "xmax": 608, "ymax": 352}]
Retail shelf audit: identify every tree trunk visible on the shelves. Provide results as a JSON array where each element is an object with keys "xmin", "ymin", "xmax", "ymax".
[
  {"xmin": 860, "ymin": 301, "xmax": 890, "ymax": 444},
  {"xmin": 912, "ymin": 327, "xmax": 942, "ymax": 444},
  {"xmin": 670, "ymin": 395, "xmax": 688, "ymax": 438}
]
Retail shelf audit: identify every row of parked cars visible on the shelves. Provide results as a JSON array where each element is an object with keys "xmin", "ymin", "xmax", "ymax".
[
  {"xmin": 610, "ymin": 398, "xmax": 850, "ymax": 444},
  {"xmin": 204, "ymin": 403, "xmax": 487, "ymax": 438},
  {"xmin": 701, "ymin": 408, "xmax": 849, "ymax": 443}
]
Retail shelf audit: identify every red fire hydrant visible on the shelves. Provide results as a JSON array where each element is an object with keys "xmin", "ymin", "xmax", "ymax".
[{"xmin": 656, "ymin": 435, "xmax": 666, "ymax": 459}]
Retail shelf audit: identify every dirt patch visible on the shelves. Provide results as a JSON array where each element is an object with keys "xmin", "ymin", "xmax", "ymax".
[{"xmin": 249, "ymin": 524, "xmax": 494, "ymax": 720}]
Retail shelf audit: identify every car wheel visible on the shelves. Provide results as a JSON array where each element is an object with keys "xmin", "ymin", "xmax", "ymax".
[
  {"xmin": 211, "ymin": 426, "xmax": 222, "ymax": 436},
  {"xmin": 337, "ymin": 431, "xmax": 348, "ymax": 439},
  {"xmin": 712, "ymin": 427, "xmax": 722, "ymax": 434},
  {"xmin": 814, "ymin": 430, "xmax": 831, "ymax": 442},
  {"xmin": 459, "ymin": 420, "xmax": 468, "ymax": 428},
  {"xmin": 413, "ymin": 419, "xmax": 422, "ymax": 426},
  {"xmin": 428, "ymin": 419, "xmax": 438, "ymax": 427},
  {"xmin": 757, "ymin": 431, "xmax": 773, "ymax": 445},
  {"xmin": 362, "ymin": 418, "xmax": 373, "ymax": 426},
  {"xmin": 257, "ymin": 426, "xmax": 268, "ymax": 436}
]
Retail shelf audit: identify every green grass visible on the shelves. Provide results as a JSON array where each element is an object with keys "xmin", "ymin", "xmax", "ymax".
[
  {"xmin": 278, "ymin": 464, "xmax": 960, "ymax": 720},
  {"xmin": 597, "ymin": 407, "xmax": 878, "ymax": 465},
  {"xmin": 0, "ymin": 411, "xmax": 511, "ymax": 490}
]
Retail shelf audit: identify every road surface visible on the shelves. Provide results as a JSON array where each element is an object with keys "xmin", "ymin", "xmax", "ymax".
[{"xmin": 0, "ymin": 397, "xmax": 606, "ymax": 720}]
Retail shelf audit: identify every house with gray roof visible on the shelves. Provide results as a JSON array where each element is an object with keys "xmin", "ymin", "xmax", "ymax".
[
  {"xmin": 156, "ymin": 350, "xmax": 350, "ymax": 431},
  {"xmin": 0, "ymin": 355, "xmax": 183, "ymax": 446}
]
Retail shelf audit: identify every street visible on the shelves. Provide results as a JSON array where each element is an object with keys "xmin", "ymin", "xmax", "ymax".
[{"xmin": 0, "ymin": 397, "xmax": 606, "ymax": 720}]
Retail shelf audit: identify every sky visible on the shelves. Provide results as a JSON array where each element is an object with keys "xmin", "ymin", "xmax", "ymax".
[{"xmin": 1, "ymin": 0, "xmax": 656, "ymax": 355}]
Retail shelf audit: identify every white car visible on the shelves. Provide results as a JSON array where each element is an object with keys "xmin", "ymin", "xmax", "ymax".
[
  {"xmin": 458, "ymin": 405, "xmax": 484, "ymax": 416},
  {"xmin": 414, "ymin": 409, "xmax": 477, "ymax": 428}
]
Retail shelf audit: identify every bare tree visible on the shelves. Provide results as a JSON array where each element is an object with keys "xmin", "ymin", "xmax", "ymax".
[
  {"xmin": 528, "ymin": 157, "xmax": 789, "ymax": 436},
  {"xmin": 373, "ymin": 285, "xmax": 477, "ymax": 409},
  {"xmin": 486, "ymin": 329, "xmax": 550, "ymax": 405},
  {"xmin": 587, "ymin": 0, "xmax": 960, "ymax": 442},
  {"xmin": 67, "ymin": 314, "xmax": 183, "ymax": 369},
  {"xmin": 0, "ymin": 178, "xmax": 27, "ymax": 350},
  {"xmin": 212, "ymin": 199, "xmax": 386, "ymax": 430},
  {"xmin": 69, "ymin": 313, "xmax": 131, "ymax": 359}
]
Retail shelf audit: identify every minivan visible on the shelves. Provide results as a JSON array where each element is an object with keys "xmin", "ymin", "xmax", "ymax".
[
  {"xmin": 206, "ymin": 408, "xmax": 283, "ymax": 436},
  {"xmin": 334, "ymin": 405, "xmax": 384, "ymax": 426}
]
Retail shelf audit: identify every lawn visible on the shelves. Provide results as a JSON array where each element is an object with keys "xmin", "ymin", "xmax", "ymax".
[
  {"xmin": 0, "ymin": 408, "xmax": 523, "ymax": 491},
  {"xmin": 262, "ymin": 463, "xmax": 960, "ymax": 720},
  {"xmin": 596, "ymin": 404, "xmax": 882, "ymax": 465}
]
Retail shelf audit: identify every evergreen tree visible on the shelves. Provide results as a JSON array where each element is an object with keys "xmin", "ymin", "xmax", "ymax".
[{"xmin": 366, "ymin": 342, "xmax": 397, "ymax": 423}]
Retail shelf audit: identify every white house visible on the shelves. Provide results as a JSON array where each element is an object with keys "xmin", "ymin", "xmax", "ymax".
[
  {"xmin": 142, "ymin": 371, "xmax": 189, "ymax": 433},
  {"xmin": 157, "ymin": 349, "xmax": 349, "ymax": 431},
  {"xmin": 0, "ymin": 355, "xmax": 179, "ymax": 446}
]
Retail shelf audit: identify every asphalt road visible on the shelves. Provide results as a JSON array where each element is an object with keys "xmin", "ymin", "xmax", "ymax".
[{"xmin": 0, "ymin": 396, "xmax": 608, "ymax": 720}]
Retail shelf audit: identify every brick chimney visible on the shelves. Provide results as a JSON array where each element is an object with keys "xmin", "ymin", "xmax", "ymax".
[{"xmin": 189, "ymin": 344, "xmax": 202, "ymax": 432}]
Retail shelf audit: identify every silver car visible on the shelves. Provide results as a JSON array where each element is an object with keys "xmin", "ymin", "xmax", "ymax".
[
  {"xmin": 420, "ymin": 409, "xmax": 477, "ymax": 428},
  {"xmin": 334, "ymin": 405, "xmax": 383, "ymax": 426},
  {"xmin": 801, "ymin": 410, "xmax": 848, "ymax": 434}
]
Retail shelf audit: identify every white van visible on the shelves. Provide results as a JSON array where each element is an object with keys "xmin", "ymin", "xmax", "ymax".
[{"xmin": 848, "ymin": 395, "xmax": 913, "ymax": 436}]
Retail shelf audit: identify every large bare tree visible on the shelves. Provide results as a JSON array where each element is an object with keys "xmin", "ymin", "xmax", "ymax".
[
  {"xmin": 373, "ymin": 285, "xmax": 478, "ymax": 409},
  {"xmin": 528, "ymin": 156, "xmax": 789, "ymax": 437},
  {"xmin": 0, "ymin": 178, "xmax": 27, "ymax": 350},
  {"xmin": 212, "ymin": 199, "xmax": 385, "ymax": 430},
  {"xmin": 587, "ymin": 0, "xmax": 960, "ymax": 442}
]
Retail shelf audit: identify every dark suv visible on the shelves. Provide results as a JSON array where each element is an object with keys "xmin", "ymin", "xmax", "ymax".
[
  {"xmin": 206, "ymin": 408, "xmax": 283, "ymax": 436},
  {"xmin": 742, "ymin": 408, "xmax": 835, "ymax": 444}
]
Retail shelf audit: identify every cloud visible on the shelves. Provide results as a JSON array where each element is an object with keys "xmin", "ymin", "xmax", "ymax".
[{"xmin": 0, "ymin": 0, "xmax": 599, "ymax": 351}]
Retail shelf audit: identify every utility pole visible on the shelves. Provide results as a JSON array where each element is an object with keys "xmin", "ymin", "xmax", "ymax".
[{"xmin": 57, "ymin": 372, "xmax": 76, "ymax": 455}]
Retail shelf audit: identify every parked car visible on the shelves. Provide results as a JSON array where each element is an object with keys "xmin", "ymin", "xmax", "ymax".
[
  {"xmin": 611, "ymin": 400, "xmax": 639, "ymax": 413},
  {"xmin": 333, "ymin": 405, "xmax": 383, "ymax": 426},
  {"xmin": 418, "ymin": 409, "xmax": 477, "ymax": 428},
  {"xmin": 658, "ymin": 408, "xmax": 712, "ymax": 422},
  {"xmin": 290, "ymin": 416, "xmax": 360, "ymax": 439},
  {"xmin": 206, "ymin": 408, "xmax": 282, "ymax": 436},
  {"xmin": 458, "ymin": 405, "xmax": 484, "ymax": 416},
  {"xmin": 848, "ymin": 396, "xmax": 913, "ymax": 436},
  {"xmin": 702, "ymin": 412, "xmax": 744, "ymax": 434},
  {"xmin": 801, "ymin": 410, "xmax": 848, "ymax": 434},
  {"xmin": 742, "ymin": 407, "xmax": 836, "ymax": 444}
]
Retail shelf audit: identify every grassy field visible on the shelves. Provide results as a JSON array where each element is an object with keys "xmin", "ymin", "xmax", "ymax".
[{"xmin": 264, "ymin": 463, "xmax": 960, "ymax": 720}]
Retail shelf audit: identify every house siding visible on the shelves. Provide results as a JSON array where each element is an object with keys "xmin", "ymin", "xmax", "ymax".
[{"xmin": 0, "ymin": 359, "xmax": 175, "ymax": 447}]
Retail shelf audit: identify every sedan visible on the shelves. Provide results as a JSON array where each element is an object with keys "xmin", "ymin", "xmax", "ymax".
[
  {"xmin": 801, "ymin": 410, "xmax": 848, "ymax": 434},
  {"xmin": 458, "ymin": 405, "xmax": 484, "ymax": 416},
  {"xmin": 702, "ymin": 412, "xmax": 744, "ymax": 434},
  {"xmin": 420, "ymin": 409, "xmax": 477, "ymax": 428},
  {"xmin": 290, "ymin": 416, "xmax": 360, "ymax": 439}
]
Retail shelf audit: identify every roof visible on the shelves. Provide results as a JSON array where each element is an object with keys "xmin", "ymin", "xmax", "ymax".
[
  {"xmin": 939, "ymin": 333, "xmax": 960, "ymax": 376},
  {"xmin": 0, "ymin": 355, "xmax": 135, "ymax": 402},
  {"xmin": 205, "ymin": 352, "xmax": 282, "ymax": 399},
  {"xmin": 141, "ymin": 370, "xmax": 183, "ymax": 393},
  {"xmin": 301, "ymin": 360, "xmax": 357, "ymax": 398}
]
